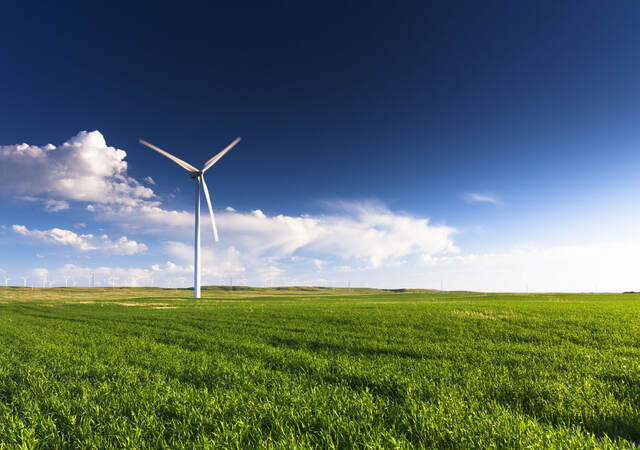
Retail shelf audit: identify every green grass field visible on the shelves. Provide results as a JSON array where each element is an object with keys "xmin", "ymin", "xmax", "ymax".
[{"xmin": 1, "ymin": 287, "xmax": 639, "ymax": 448}]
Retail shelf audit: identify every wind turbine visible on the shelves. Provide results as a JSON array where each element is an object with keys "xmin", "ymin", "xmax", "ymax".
[
  {"xmin": 139, "ymin": 136, "xmax": 241, "ymax": 298},
  {"xmin": 21, "ymin": 276, "xmax": 27, "ymax": 287}
]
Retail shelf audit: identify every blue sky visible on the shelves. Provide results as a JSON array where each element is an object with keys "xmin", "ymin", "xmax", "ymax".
[{"xmin": 1, "ymin": 2, "xmax": 640, "ymax": 291}]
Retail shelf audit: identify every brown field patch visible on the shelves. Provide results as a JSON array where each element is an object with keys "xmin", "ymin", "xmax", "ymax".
[{"xmin": 114, "ymin": 302, "xmax": 170, "ymax": 307}]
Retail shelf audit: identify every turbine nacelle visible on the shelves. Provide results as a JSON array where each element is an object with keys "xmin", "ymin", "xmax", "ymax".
[{"xmin": 190, "ymin": 171, "xmax": 203, "ymax": 179}]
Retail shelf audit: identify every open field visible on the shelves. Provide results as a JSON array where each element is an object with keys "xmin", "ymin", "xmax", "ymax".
[{"xmin": 0, "ymin": 287, "xmax": 639, "ymax": 448}]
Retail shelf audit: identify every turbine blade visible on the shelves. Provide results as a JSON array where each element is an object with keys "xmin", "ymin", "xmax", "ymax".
[
  {"xmin": 200, "ymin": 175, "xmax": 219, "ymax": 242},
  {"xmin": 139, "ymin": 139, "xmax": 199, "ymax": 173},
  {"xmin": 202, "ymin": 137, "xmax": 241, "ymax": 173}
]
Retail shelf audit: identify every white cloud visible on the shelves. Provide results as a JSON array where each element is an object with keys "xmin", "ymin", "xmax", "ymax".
[
  {"xmin": 90, "ymin": 200, "xmax": 458, "ymax": 273},
  {"xmin": 13, "ymin": 224, "xmax": 96, "ymax": 250},
  {"xmin": 463, "ymin": 192, "xmax": 502, "ymax": 205},
  {"xmin": 255, "ymin": 264, "xmax": 283, "ymax": 282},
  {"xmin": 12, "ymin": 224, "xmax": 147, "ymax": 255},
  {"xmin": 110, "ymin": 236, "xmax": 148, "ymax": 255},
  {"xmin": 217, "ymin": 202, "xmax": 458, "ymax": 268},
  {"xmin": 16, "ymin": 237, "xmax": 640, "ymax": 291},
  {"xmin": 411, "ymin": 241, "xmax": 640, "ymax": 292},
  {"xmin": 39, "ymin": 262, "xmax": 227, "ymax": 288},
  {"xmin": 163, "ymin": 241, "xmax": 245, "ymax": 278},
  {"xmin": 90, "ymin": 203, "xmax": 193, "ymax": 231},
  {"xmin": 50, "ymin": 264, "xmax": 154, "ymax": 287},
  {"xmin": 19, "ymin": 196, "xmax": 71, "ymax": 212},
  {"xmin": 44, "ymin": 199, "xmax": 70, "ymax": 212},
  {"xmin": 144, "ymin": 176, "xmax": 156, "ymax": 186},
  {"xmin": 32, "ymin": 267, "xmax": 49, "ymax": 282},
  {"xmin": 0, "ymin": 131, "xmax": 154, "ymax": 208},
  {"xmin": 251, "ymin": 209, "xmax": 266, "ymax": 219}
]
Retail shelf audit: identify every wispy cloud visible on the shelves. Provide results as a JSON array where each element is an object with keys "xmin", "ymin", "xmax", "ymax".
[
  {"xmin": 462, "ymin": 192, "xmax": 502, "ymax": 205},
  {"xmin": 44, "ymin": 200, "xmax": 70, "ymax": 212},
  {"xmin": 94, "ymin": 201, "xmax": 459, "ymax": 269}
]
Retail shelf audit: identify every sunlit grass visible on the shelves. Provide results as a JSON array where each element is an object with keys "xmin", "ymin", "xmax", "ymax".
[{"xmin": 0, "ymin": 287, "xmax": 638, "ymax": 447}]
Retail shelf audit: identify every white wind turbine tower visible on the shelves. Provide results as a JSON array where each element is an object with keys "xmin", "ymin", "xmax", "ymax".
[
  {"xmin": 139, "ymin": 137, "xmax": 241, "ymax": 299},
  {"xmin": 21, "ymin": 277, "xmax": 27, "ymax": 287},
  {"xmin": 4, "ymin": 278, "xmax": 9, "ymax": 287}
]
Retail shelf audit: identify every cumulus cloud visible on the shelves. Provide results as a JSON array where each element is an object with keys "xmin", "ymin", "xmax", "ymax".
[
  {"xmin": 12, "ymin": 224, "xmax": 147, "ymax": 255},
  {"xmin": 463, "ymin": 192, "xmax": 502, "ymax": 205},
  {"xmin": 0, "ymin": 131, "xmax": 154, "ymax": 208}
]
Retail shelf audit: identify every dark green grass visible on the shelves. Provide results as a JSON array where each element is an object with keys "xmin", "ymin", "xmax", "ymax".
[{"xmin": 0, "ymin": 288, "xmax": 639, "ymax": 448}]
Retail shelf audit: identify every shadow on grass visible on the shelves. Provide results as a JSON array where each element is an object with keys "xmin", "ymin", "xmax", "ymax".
[
  {"xmin": 491, "ymin": 383, "xmax": 640, "ymax": 443},
  {"xmin": 268, "ymin": 335, "xmax": 425, "ymax": 361}
]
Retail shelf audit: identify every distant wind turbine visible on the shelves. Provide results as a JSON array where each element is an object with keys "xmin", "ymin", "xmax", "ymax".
[
  {"xmin": 4, "ymin": 278, "xmax": 9, "ymax": 287},
  {"xmin": 139, "ymin": 136, "xmax": 241, "ymax": 298},
  {"xmin": 21, "ymin": 276, "xmax": 27, "ymax": 287}
]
